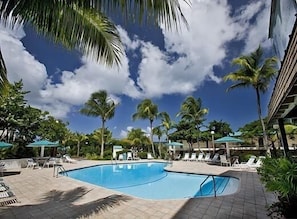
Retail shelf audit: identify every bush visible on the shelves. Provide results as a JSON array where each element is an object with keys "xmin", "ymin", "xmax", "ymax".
[
  {"xmin": 257, "ymin": 157, "xmax": 297, "ymax": 218},
  {"xmin": 85, "ymin": 153, "xmax": 100, "ymax": 160}
]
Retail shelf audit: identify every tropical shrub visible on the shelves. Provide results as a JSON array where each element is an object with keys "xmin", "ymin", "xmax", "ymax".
[
  {"xmin": 257, "ymin": 157, "xmax": 297, "ymax": 218},
  {"xmin": 85, "ymin": 153, "xmax": 100, "ymax": 160}
]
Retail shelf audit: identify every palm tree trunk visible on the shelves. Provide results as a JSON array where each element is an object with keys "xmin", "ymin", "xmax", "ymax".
[
  {"xmin": 256, "ymin": 89, "xmax": 270, "ymax": 154},
  {"xmin": 101, "ymin": 119, "xmax": 105, "ymax": 159},
  {"xmin": 77, "ymin": 141, "xmax": 80, "ymax": 157},
  {"xmin": 150, "ymin": 120, "xmax": 156, "ymax": 157}
]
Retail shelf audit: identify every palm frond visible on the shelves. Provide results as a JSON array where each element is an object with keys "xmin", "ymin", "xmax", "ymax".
[
  {"xmin": 93, "ymin": 0, "xmax": 190, "ymax": 31},
  {"xmin": 1, "ymin": 1, "xmax": 123, "ymax": 67},
  {"xmin": 0, "ymin": 49, "xmax": 9, "ymax": 94}
]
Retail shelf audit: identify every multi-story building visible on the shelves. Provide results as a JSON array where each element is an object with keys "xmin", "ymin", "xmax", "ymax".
[{"xmin": 268, "ymin": 0, "xmax": 297, "ymax": 155}]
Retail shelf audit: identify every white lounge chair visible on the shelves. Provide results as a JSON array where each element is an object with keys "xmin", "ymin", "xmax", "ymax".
[
  {"xmin": 197, "ymin": 153, "xmax": 204, "ymax": 162},
  {"xmin": 118, "ymin": 154, "xmax": 124, "ymax": 160},
  {"xmin": 202, "ymin": 153, "xmax": 211, "ymax": 162},
  {"xmin": 189, "ymin": 153, "xmax": 197, "ymax": 161},
  {"xmin": 43, "ymin": 158, "xmax": 56, "ymax": 168},
  {"xmin": 249, "ymin": 156, "xmax": 265, "ymax": 168},
  {"xmin": 234, "ymin": 155, "xmax": 256, "ymax": 168},
  {"xmin": 220, "ymin": 154, "xmax": 231, "ymax": 166},
  {"xmin": 26, "ymin": 158, "xmax": 38, "ymax": 169},
  {"xmin": 182, "ymin": 153, "xmax": 190, "ymax": 161},
  {"xmin": 127, "ymin": 152, "xmax": 133, "ymax": 160},
  {"xmin": 64, "ymin": 155, "xmax": 77, "ymax": 163},
  {"xmin": 209, "ymin": 153, "xmax": 220, "ymax": 164},
  {"xmin": 147, "ymin": 153, "xmax": 154, "ymax": 160}
]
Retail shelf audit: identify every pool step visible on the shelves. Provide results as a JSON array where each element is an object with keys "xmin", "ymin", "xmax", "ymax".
[{"xmin": 196, "ymin": 177, "xmax": 230, "ymax": 197}]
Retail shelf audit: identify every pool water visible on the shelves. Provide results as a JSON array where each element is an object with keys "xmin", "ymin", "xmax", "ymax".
[{"xmin": 66, "ymin": 162, "xmax": 239, "ymax": 200}]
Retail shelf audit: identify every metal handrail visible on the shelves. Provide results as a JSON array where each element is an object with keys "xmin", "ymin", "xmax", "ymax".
[
  {"xmin": 53, "ymin": 164, "xmax": 68, "ymax": 177},
  {"xmin": 200, "ymin": 175, "xmax": 217, "ymax": 197}
]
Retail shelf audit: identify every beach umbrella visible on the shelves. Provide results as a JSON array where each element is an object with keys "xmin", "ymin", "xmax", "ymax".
[
  {"xmin": 0, "ymin": 141, "xmax": 13, "ymax": 148},
  {"xmin": 215, "ymin": 136, "xmax": 243, "ymax": 158},
  {"xmin": 165, "ymin": 142, "xmax": 183, "ymax": 147},
  {"xmin": 27, "ymin": 140, "xmax": 59, "ymax": 157}
]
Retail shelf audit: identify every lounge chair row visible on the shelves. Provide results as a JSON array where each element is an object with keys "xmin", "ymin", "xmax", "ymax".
[
  {"xmin": 26, "ymin": 155, "xmax": 77, "ymax": 169},
  {"xmin": 182, "ymin": 152, "xmax": 221, "ymax": 163},
  {"xmin": 233, "ymin": 155, "xmax": 265, "ymax": 169}
]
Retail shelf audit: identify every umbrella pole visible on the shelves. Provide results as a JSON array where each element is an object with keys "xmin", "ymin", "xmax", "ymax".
[
  {"xmin": 40, "ymin": 146, "xmax": 45, "ymax": 157},
  {"xmin": 226, "ymin": 143, "xmax": 230, "ymax": 158}
]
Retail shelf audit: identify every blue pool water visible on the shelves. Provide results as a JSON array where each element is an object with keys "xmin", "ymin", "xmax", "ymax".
[{"xmin": 66, "ymin": 162, "xmax": 239, "ymax": 200}]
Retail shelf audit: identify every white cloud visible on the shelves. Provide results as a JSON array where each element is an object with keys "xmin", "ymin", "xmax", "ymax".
[
  {"xmin": 0, "ymin": 0, "xmax": 272, "ymax": 121},
  {"xmin": 240, "ymin": 1, "xmax": 271, "ymax": 53},
  {"xmin": 135, "ymin": 0, "xmax": 241, "ymax": 97},
  {"xmin": 0, "ymin": 20, "xmax": 49, "ymax": 107}
]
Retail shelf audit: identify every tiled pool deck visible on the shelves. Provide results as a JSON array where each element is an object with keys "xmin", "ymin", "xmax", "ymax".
[{"xmin": 0, "ymin": 160, "xmax": 277, "ymax": 218}]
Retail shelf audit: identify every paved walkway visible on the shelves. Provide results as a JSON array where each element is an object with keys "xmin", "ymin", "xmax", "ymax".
[{"xmin": 0, "ymin": 160, "xmax": 276, "ymax": 218}]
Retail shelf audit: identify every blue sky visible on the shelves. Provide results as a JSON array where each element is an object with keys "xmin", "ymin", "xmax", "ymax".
[{"xmin": 0, "ymin": 0, "xmax": 275, "ymax": 139}]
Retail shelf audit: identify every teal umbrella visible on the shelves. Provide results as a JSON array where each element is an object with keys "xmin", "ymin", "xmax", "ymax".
[
  {"xmin": 165, "ymin": 142, "xmax": 183, "ymax": 146},
  {"xmin": 0, "ymin": 141, "xmax": 13, "ymax": 148},
  {"xmin": 27, "ymin": 140, "xmax": 59, "ymax": 157},
  {"xmin": 215, "ymin": 136, "xmax": 243, "ymax": 157}
]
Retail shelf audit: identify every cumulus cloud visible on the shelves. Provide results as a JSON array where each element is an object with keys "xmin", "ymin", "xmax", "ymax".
[{"xmin": 0, "ymin": 0, "xmax": 272, "ymax": 121}]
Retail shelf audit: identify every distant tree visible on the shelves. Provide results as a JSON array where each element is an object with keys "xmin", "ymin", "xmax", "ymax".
[
  {"xmin": 224, "ymin": 46, "xmax": 278, "ymax": 152},
  {"xmin": 177, "ymin": 96, "xmax": 208, "ymax": 149},
  {"xmin": 208, "ymin": 120, "xmax": 232, "ymax": 137},
  {"xmin": 153, "ymin": 126, "xmax": 163, "ymax": 157},
  {"xmin": 159, "ymin": 112, "xmax": 175, "ymax": 142},
  {"xmin": 80, "ymin": 90, "xmax": 117, "ymax": 158},
  {"xmin": 126, "ymin": 128, "xmax": 150, "ymax": 149},
  {"xmin": 72, "ymin": 132, "xmax": 88, "ymax": 157},
  {"xmin": 132, "ymin": 99, "xmax": 158, "ymax": 157},
  {"xmin": 170, "ymin": 119, "xmax": 197, "ymax": 152}
]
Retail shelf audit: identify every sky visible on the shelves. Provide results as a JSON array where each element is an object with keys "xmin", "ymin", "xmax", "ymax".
[{"xmin": 0, "ymin": 0, "xmax": 275, "ymax": 139}]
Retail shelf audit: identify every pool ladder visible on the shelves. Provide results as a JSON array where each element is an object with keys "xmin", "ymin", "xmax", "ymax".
[
  {"xmin": 199, "ymin": 175, "xmax": 217, "ymax": 197},
  {"xmin": 53, "ymin": 164, "xmax": 68, "ymax": 178}
]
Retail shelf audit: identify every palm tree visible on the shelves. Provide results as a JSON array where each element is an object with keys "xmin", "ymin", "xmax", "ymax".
[
  {"xmin": 159, "ymin": 112, "xmax": 175, "ymax": 142},
  {"xmin": 177, "ymin": 96, "xmax": 208, "ymax": 150},
  {"xmin": 80, "ymin": 90, "xmax": 117, "ymax": 158},
  {"xmin": 223, "ymin": 46, "xmax": 278, "ymax": 152},
  {"xmin": 0, "ymin": 1, "xmax": 188, "ymax": 91},
  {"xmin": 127, "ymin": 128, "xmax": 150, "ymax": 148},
  {"xmin": 152, "ymin": 126, "xmax": 163, "ymax": 158},
  {"xmin": 132, "ymin": 99, "xmax": 158, "ymax": 157},
  {"xmin": 73, "ymin": 132, "xmax": 88, "ymax": 157}
]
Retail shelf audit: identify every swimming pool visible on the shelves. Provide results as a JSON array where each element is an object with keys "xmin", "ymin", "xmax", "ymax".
[{"xmin": 66, "ymin": 162, "xmax": 239, "ymax": 200}]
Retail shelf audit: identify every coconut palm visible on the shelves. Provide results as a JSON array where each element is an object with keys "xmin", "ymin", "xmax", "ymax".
[
  {"xmin": 152, "ymin": 126, "xmax": 163, "ymax": 158},
  {"xmin": 127, "ymin": 128, "xmax": 150, "ymax": 148},
  {"xmin": 177, "ymin": 96, "xmax": 208, "ymax": 149},
  {"xmin": 73, "ymin": 132, "xmax": 88, "ymax": 157},
  {"xmin": 159, "ymin": 112, "xmax": 175, "ymax": 142},
  {"xmin": 0, "ymin": 0, "xmax": 188, "ymax": 92},
  {"xmin": 223, "ymin": 46, "xmax": 278, "ymax": 152},
  {"xmin": 80, "ymin": 90, "xmax": 117, "ymax": 158},
  {"xmin": 132, "ymin": 99, "xmax": 158, "ymax": 157}
]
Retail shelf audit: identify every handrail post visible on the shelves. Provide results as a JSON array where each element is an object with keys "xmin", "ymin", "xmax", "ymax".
[
  {"xmin": 200, "ymin": 175, "xmax": 217, "ymax": 197},
  {"xmin": 212, "ymin": 176, "xmax": 217, "ymax": 197}
]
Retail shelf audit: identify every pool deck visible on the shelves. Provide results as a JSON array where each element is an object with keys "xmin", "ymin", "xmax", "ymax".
[{"xmin": 0, "ymin": 160, "xmax": 277, "ymax": 218}]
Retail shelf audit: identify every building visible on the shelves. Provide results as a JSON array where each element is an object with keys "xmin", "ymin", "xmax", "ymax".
[{"xmin": 267, "ymin": 0, "xmax": 297, "ymax": 155}]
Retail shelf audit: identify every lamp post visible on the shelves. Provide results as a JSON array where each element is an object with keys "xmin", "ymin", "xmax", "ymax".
[{"xmin": 211, "ymin": 131, "xmax": 215, "ymax": 153}]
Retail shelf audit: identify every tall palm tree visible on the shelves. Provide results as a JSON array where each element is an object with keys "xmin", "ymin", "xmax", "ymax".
[
  {"xmin": 177, "ymin": 96, "xmax": 208, "ymax": 150},
  {"xmin": 80, "ymin": 90, "xmax": 117, "ymax": 158},
  {"xmin": 223, "ymin": 46, "xmax": 278, "ymax": 152},
  {"xmin": 132, "ymin": 99, "xmax": 158, "ymax": 157},
  {"xmin": 0, "ymin": 0, "xmax": 188, "ymax": 92}
]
